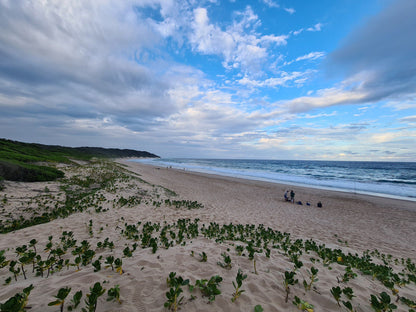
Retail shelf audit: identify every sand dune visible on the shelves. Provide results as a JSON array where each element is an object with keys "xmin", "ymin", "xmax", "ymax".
[{"xmin": 0, "ymin": 159, "xmax": 415, "ymax": 311}]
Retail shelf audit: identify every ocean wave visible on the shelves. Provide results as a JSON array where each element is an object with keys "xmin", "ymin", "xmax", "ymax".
[{"xmin": 131, "ymin": 158, "xmax": 416, "ymax": 201}]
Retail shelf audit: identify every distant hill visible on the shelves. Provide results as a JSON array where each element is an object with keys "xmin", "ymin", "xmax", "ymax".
[{"xmin": 0, "ymin": 138, "xmax": 159, "ymax": 183}]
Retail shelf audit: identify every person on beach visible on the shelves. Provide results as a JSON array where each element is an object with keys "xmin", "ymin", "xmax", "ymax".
[
  {"xmin": 284, "ymin": 190, "xmax": 289, "ymax": 201},
  {"xmin": 290, "ymin": 190, "xmax": 295, "ymax": 203}
]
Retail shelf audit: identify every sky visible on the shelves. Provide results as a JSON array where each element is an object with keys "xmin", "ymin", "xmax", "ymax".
[{"xmin": 0, "ymin": 0, "xmax": 415, "ymax": 161}]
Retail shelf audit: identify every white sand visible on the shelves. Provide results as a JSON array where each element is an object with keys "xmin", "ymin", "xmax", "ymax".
[{"xmin": 0, "ymin": 159, "xmax": 415, "ymax": 311}]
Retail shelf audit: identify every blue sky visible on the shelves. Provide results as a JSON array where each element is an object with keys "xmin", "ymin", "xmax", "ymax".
[{"xmin": 0, "ymin": 0, "xmax": 415, "ymax": 161}]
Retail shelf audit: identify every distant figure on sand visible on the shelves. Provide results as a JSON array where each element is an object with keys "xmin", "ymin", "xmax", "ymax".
[
  {"xmin": 284, "ymin": 190, "xmax": 289, "ymax": 201},
  {"xmin": 317, "ymin": 201, "xmax": 322, "ymax": 208},
  {"xmin": 290, "ymin": 190, "xmax": 295, "ymax": 203}
]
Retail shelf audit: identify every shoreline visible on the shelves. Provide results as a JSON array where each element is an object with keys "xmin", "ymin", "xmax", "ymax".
[
  {"xmin": 125, "ymin": 159, "xmax": 416, "ymax": 210},
  {"xmin": 120, "ymin": 159, "xmax": 416, "ymax": 259},
  {"xmin": 130, "ymin": 158, "xmax": 416, "ymax": 203}
]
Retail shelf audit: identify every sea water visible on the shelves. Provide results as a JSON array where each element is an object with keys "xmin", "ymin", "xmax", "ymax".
[{"xmin": 131, "ymin": 158, "xmax": 416, "ymax": 201}]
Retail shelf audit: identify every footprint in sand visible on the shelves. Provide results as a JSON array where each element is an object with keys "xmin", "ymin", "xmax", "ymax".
[
  {"xmin": 133, "ymin": 276, "xmax": 160, "ymax": 305},
  {"xmin": 136, "ymin": 259, "xmax": 163, "ymax": 270}
]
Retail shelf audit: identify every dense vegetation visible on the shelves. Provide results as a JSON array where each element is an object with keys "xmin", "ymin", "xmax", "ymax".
[{"xmin": 0, "ymin": 138, "xmax": 159, "ymax": 183}]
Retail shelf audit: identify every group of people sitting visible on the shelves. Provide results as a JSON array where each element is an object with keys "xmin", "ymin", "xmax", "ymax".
[{"xmin": 284, "ymin": 189, "xmax": 322, "ymax": 207}]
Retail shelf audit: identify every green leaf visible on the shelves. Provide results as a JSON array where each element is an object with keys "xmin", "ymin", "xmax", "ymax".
[
  {"xmin": 254, "ymin": 304, "xmax": 264, "ymax": 312},
  {"xmin": 48, "ymin": 300, "xmax": 61, "ymax": 306}
]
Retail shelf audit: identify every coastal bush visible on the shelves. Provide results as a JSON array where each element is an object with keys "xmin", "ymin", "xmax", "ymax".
[{"xmin": 0, "ymin": 160, "xmax": 64, "ymax": 182}]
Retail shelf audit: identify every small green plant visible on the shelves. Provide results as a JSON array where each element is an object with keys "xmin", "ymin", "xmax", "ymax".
[
  {"xmin": 114, "ymin": 258, "xmax": 123, "ymax": 274},
  {"xmin": 303, "ymin": 267, "xmax": 318, "ymax": 291},
  {"xmin": 283, "ymin": 271, "xmax": 298, "ymax": 303},
  {"xmin": 82, "ymin": 282, "xmax": 105, "ymax": 312},
  {"xmin": 105, "ymin": 256, "xmax": 114, "ymax": 271},
  {"xmin": 88, "ymin": 219, "xmax": 93, "ymax": 237},
  {"xmin": 165, "ymin": 286, "xmax": 183, "ymax": 311},
  {"xmin": 9, "ymin": 260, "xmax": 20, "ymax": 281},
  {"xmin": 400, "ymin": 297, "xmax": 416, "ymax": 309},
  {"xmin": 123, "ymin": 246, "xmax": 133, "ymax": 257},
  {"xmin": 0, "ymin": 284, "xmax": 33, "ymax": 312},
  {"xmin": 342, "ymin": 287, "xmax": 355, "ymax": 300},
  {"xmin": 330, "ymin": 286, "xmax": 342, "ymax": 306},
  {"xmin": 0, "ymin": 250, "xmax": 9, "ymax": 269},
  {"xmin": 370, "ymin": 292, "xmax": 397, "ymax": 312},
  {"xmin": 28, "ymin": 239, "xmax": 37, "ymax": 253},
  {"xmin": 199, "ymin": 251, "xmax": 207, "ymax": 262},
  {"xmin": 92, "ymin": 259, "xmax": 101, "ymax": 272},
  {"xmin": 341, "ymin": 266, "xmax": 357, "ymax": 283},
  {"xmin": 195, "ymin": 275, "xmax": 223, "ymax": 302},
  {"xmin": 342, "ymin": 300, "xmax": 356, "ymax": 312},
  {"xmin": 107, "ymin": 285, "xmax": 121, "ymax": 304},
  {"xmin": 254, "ymin": 305, "xmax": 264, "ymax": 312},
  {"xmin": 48, "ymin": 287, "xmax": 71, "ymax": 312},
  {"xmin": 292, "ymin": 256, "xmax": 303, "ymax": 271},
  {"xmin": 217, "ymin": 252, "xmax": 232, "ymax": 269},
  {"xmin": 293, "ymin": 296, "xmax": 314, "ymax": 311},
  {"xmin": 235, "ymin": 245, "xmax": 244, "ymax": 256},
  {"xmin": 67, "ymin": 291, "xmax": 82, "ymax": 311},
  {"xmin": 231, "ymin": 269, "xmax": 247, "ymax": 302},
  {"xmin": 165, "ymin": 273, "xmax": 189, "ymax": 311}
]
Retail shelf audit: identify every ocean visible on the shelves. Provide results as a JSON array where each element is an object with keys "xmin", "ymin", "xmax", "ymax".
[{"xmin": 131, "ymin": 158, "xmax": 416, "ymax": 201}]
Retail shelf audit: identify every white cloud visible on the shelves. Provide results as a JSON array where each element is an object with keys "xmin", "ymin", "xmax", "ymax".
[
  {"xmin": 189, "ymin": 6, "xmax": 287, "ymax": 75},
  {"xmin": 190, "ymin": 7, "xmax": 236, "ymax": 58},
  {"xmin": 260, "ymin": 34, "xmax": 288, "ymax": 45},
  {"xmin": 238, "ymin": 70, "xmax": 314, "ymax": 88},
  {"xmin": 300, "ymin": 111, "xmax": 337, "ymax": 119},
  {"xmin": 292, "ymin": 28, "xmax": 304, "ymax": 36},
  {"xmin": 284, "ymin": 8, "xmax": 295, "ymax": 14},
  {"xmin": 280, "ymin": 86, "xmax": 368, "ymax": 114},
  {"xmin": 283, "ymin": 51, "xmax": 325, "ymax": 66},
  {"xmin": 295, "ymin": 51, "xmax": 325, "ymax": 62},
  {"xmin": 261, "ymin": 0, "xmax": 279, "ymax": 8},
  {"xmin": 307, "ymin": 23, "xmax": 323, "ymax": 32}
]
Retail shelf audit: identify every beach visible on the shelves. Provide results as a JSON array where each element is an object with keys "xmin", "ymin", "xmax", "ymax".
[
  {"xmin": 0, "ymin": 159, "xmax": 415, "ymax": 311},
  {"xmin": 120, "ymin": 161, "xmax": 416, "ymax": 259}
]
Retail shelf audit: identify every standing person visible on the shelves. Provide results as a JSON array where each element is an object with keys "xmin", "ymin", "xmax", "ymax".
[
  {"xmin": 284, "ymin": 190, "xmax": 289, "ymax": 201},
  {"xmin": 290, "ymin": 190, "xmax": 295, "ymax": 203}
]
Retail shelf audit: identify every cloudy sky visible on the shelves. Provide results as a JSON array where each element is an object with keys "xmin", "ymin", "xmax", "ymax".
[{"xmin": 0, "ymin": 0, "xmax": 415, "ymax": 160}]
